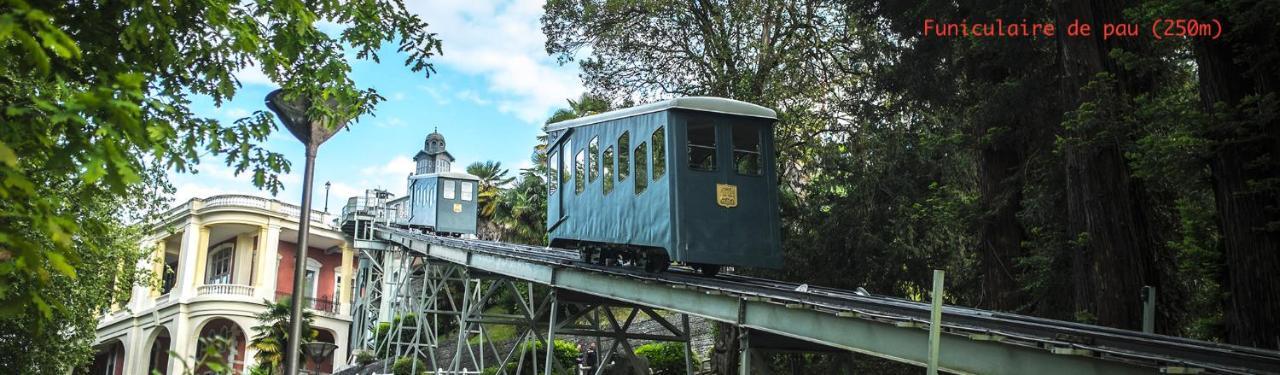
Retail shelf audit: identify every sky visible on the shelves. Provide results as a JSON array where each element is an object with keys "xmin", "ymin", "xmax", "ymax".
[{"xmin": 170, "ymin": 0, "xmax": 583, "ymax": 210}]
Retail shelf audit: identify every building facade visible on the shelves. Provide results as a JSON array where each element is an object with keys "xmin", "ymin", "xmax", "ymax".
[{"xmin": 89, "ymin": 195, "xmax": 356, "ymax": 375}]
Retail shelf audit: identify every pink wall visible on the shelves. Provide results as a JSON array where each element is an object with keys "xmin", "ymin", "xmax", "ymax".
[{"xmin": 274, "ymin": 241, "xmax": 343, "ymax": 300}]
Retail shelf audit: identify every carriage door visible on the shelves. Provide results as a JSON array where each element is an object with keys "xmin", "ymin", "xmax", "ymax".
[{"xmin": 680, "ymin": 115, "xmax": 771, "ymax": 263}]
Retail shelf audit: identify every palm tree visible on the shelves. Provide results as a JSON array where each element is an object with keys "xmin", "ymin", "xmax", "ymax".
[
  {"xmin": 485, "ymin": 93, "xmax": 611, "ymax": 245},
  {"xmin": 466, "ymin": 161, "xmax": 514, "ymax": 218},
  {"xmin": 249, "ymin": 299, "xmax": 317, "ymax": 374},
  {"xmin": 544, "ymin": 94, "xmax": 611, "ymax": 125}
]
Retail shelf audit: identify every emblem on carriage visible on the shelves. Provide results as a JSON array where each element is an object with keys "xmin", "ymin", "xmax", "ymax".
[
  {"xmin": 453, "ymin": 203, "xmax": 463, "ymax": 213},
  {"xmin": 716, "ymin": 184, "xmax": 738, "ymax": 208}
]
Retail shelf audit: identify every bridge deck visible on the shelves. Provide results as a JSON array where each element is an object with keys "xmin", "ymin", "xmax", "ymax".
[{"xmin": 374, "ymin": 226, "xmax": 1280, "ymax": 375}]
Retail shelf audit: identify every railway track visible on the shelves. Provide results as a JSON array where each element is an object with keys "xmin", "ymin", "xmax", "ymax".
[{"xmin": 383, "ymin": 228, "xmax": 1280, "ymax": 374}]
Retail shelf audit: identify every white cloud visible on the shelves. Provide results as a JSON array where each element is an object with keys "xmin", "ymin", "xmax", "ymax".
[
  {"xmin": 418, "ymin": 84, "xmax": 452, "ymax": 105},
  {"xmin": 405, "ymin": 0, "xmax": 583, "ymax": 123},
  {"xmin": 234, "ymin": 62, "xmax": 277, "ymax": 88},
  {"xmin": 226, "ymin": 107, "xmax": 250, "ymax": 119},
  {"xmin": 376, "ymin": 116, "xmax": 407, "ymax": 128},
  {"xmin": 456, "ymin": 90, "xmax": 491, "ymax": 106}
]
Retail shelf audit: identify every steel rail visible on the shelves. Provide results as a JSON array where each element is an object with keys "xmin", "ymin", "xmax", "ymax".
[{"xmin": 377, "ymin": 226, "xmax": 1280, "ymax": 374}]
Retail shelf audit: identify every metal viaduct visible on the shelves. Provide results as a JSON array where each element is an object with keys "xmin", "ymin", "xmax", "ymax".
[{"xmin": 337, "ymin": 194, "xmax": 1280, "ymax": 375}]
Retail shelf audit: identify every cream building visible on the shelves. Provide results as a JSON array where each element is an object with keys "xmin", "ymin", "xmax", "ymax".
[{"xmin": 89, "ymin": 195, "xmax": 356, "ymax": 375}]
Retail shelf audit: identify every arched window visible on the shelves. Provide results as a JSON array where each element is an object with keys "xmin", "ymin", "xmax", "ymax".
[
  {"xmin": 303, "ymin": 258, "xmax": 322, "ymax": 300},
  {"xmin": 205, "ymin": 244, "xmax": 233, "ymax": 285}
]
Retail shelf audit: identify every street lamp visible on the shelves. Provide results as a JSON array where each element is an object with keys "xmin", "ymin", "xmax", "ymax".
[
  {"xmin": 324, "ymin": 181, "xmax": 331, "ymax": 214},
  {"xmin": 301, "ymin": 341, "xmax": 338, "ymax": 374},
  {"xmin": 265, "ymin": 89, "xmax": 346, "ymax": 375}
]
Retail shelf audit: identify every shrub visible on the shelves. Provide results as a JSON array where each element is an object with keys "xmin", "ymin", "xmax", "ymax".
[
  {"xmin": 354, "ymin": 349, "xmax": 378, "ymax": 366},
  {"xmin": 635, "ymin": 342, "xmax": 696, "ymax": 375},
  {"xmin": 391, "ymin": 356, "xmax": 429, "ymax": 375},
  {"xmin": 497, "ymin": 339, "xmax": 579, "ymax": 374}
]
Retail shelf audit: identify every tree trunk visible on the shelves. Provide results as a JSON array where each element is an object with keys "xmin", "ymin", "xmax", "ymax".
[
  {"xmin": 711, "ymin": 322, "xmax": 740, "ymax": 374},
  {"xmin": 976, "ymin": 132, "xmax": 1026, "ymax": 311},
  {"xmin": 1054, "ymin": 0, "xmax": 1162, "ymax": 330},
  {"xmin": 1193, "ymin": 27, "xmax": 1280, "ymax": 349}
]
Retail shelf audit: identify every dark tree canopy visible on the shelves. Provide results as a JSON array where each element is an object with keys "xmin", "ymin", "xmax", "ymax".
[{"xmin": 541, "ymin": 0, "xmax": 1280, "ymax": 360}]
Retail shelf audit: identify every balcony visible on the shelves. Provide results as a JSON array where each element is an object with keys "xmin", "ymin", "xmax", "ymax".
[
  {"xmin": 159, "ymin": 194, "xmax": 336, "ymax": 227},
  {"xmin": 276, "ymin": 292, "xmax": 341, "ymax": 315},
  {"xmin": 197, "ymin": 284, "xmax": 255, "ymax": 297}
]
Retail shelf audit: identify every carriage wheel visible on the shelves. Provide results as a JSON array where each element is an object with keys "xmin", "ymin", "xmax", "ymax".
[
  {"xmin": 642, "ymin": 249, "xmax": 671, "ymax": 273},
  {"xmin": 691, "ymin": 263, "xmax": 721, "ymax": 277}
]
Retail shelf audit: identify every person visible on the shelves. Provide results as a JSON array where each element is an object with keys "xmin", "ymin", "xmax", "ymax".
[
  {"xmin": 582, "ymin": 342, "xmax": 598, "ymax": 374},
  {"xmin": 576, "ymin": 343, "xmax": 587, "ymax": 375}
]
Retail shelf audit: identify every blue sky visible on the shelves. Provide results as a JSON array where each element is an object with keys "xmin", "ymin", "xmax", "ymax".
[{"xmin": 170, "ymin": 0, "xmax": 583, "ymax": 208}]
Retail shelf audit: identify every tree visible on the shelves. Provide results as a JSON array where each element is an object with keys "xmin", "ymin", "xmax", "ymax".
[
  {"xmin": 467, "ymin": 160, "xmax": 515, "ymax": 220},
  {"xmin": 1182, "ymin": 0, "xmax": 1280, "ymax": 348},
  {"xmin": 0, "ymin": 0, "xmax": 441, "ymax": 371},
  {"xmin": 249, "ymin": 299, "xmax": 317, "ymax": 374}
]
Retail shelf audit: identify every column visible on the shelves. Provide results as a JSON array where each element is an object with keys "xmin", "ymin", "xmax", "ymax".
[
  {"xmin": 339, "ymin": 243, "xmax": 354, "ymax": 309},
  {"xmin": 233, "ymin": 233, "xmax": 255, "ymax": 285},
  {"xmin": 191, "ymin": 226, "xmax": 211, "ymax": 291},
  {"xmin": 167, "ymin": 310, "xmax": 192, "ymax": 375},
  {"xmin": 254, "ymin": 224, "xmax": 282, "ymax": 300},
  {"xmin": 150, "ymin": 240, "xmax": 165, "ymax": 298},
  {"xmin": 174, "ymin": 218, "xmax": 203, "ymax": 300}
]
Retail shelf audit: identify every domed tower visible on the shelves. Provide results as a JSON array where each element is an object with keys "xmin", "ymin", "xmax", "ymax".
[{"xmin": 413, "ymin": 128, "xmax": 455, "ymax": 174}]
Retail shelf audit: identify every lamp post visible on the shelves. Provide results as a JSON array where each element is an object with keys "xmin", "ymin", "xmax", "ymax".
[
  {"xmin": 265, "ymin": 89, "xmax": 346, "ymax": 375},
  {"xmin": 302, "ymin": 341, "xmax": 338, "ymax": 374},
  {"xmin": 324, "ymin": 181, "xmax": 331, "ymax": 214}
]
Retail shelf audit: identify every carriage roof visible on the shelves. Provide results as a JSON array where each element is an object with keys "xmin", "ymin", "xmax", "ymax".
[
  {"xmin": 543, "ymin": 96, "xmax": 777, "ymax": 133},
  {"xmin": 409, "ymin": 171, "xmax": 481, "ymax": 181}
]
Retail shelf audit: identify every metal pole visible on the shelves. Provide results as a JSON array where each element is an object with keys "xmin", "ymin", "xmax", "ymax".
[
  {"xmin": 1142, "ymin": 286, "xmax": 1156, "ymax": 334},
  {"xmin": 545, "ymin": 290, "xmax": 558, "ymax": 375},
  {"xmin": 286, "ymin": 144, "xmax": 318, "ymax": 375},
  {"xmin": 928, "ymin": 270, "xmax": 945, "ymax": 375},
  {"xmin": 739, "ymin": 328, "xmax": 751, "ymax": 375}
]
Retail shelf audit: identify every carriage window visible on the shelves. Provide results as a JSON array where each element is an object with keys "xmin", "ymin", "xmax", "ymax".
[
  {"xmin": 461, "ymin": 182, "xmax": 474, "ymax": 201},
  {"xmin": 574, "ymin": 150, "xmax": 585, "ymax": 194},
  {"xmin": 561, "ymin": 139, "xmax": 572, "ymax": 184},
  {"xmin": 588, "ymin": 137, "xmax": 599, "ymax": 182},
  {"xmin": 688, "ymin": 122, "xmax": 716, "ymax": 171},
  {"xmin": 603, "ymin": 147, "xmax": 615, "ymax": 194},
  {"xmin": 634, "ymin": 142, "xmax": 648, "ymax": 194},
  {"xmin": 652, "ymin": 127, "xmax": 665, "ymax": 180},
  {"xmin": 548, "ymin": 150, "xmax": 558, "ymax": 191},
  {"xmin": 733, "ymin": 127, "xmax": 762, "ymax": 176},
  {"xmin": 442, "ymin": 180, "xmax": 456, "ymax": 199},
  {"xmin": 617, "ymin": 132, "xmax": 630, "ymax": 181}
]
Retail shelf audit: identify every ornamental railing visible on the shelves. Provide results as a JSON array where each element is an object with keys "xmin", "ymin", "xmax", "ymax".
[
  {"xmin": 157, "ymin": 194, "xmax": 335, "ymax": 226},
  {"xmin": 276, "ymin": 292, "xmax": 341, "ymax": 315},
  {"xmin": 197, "ymin": 284, "xmax": 255, "ymax": 297}
]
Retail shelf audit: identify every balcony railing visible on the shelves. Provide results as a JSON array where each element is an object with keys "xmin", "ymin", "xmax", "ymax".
[
  {"xmin": 276, "ymin": 292, "xmax": 341, "ymax": 315},
  {"xmin": 197, "ymin": 284, "xmax": 255, "ymax": 297},
  {"xmin": 158, "ymin": 195, "xmax": 335, "ymax": 226}
]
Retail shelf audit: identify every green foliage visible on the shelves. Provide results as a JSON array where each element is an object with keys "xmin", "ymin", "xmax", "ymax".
[
  {"xmin": 248, "ymin": 299, "xmax": 317, "ymax": 374},
  {"xmin": 0, "ymin": 187, "xmax": 148, "ymax": 374},
  {"xmin": 484, "ymin": 94, "xmax": 614, "ymax": 245},
  {"xmin": 469, "ymin": 160, "xmax": 516, "ymax": 240},
  {"xmin": 634, "ymin": 342, "xmax": 695, "ymax": 375},
  {"xmin": 354, "ymin": 349, "xmax": 378, "ymax": 366},
  {"xmin": 486, "ymin": 339, "xmax": 579, "ymax": 375},
  {"xmin": 540, "ymin": 0, "xmax": 1280, "ymax": 354},
  {"xmin": 0, "ymin": 0, "xmax": 441, "ymax": 370},
  {"xmin": 164, "ymin": 336, "xmax": 235, "ymax": 375},
  {"xmin": 391, "ymin": 356, "xmax": 429, "ymax": 375}
]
